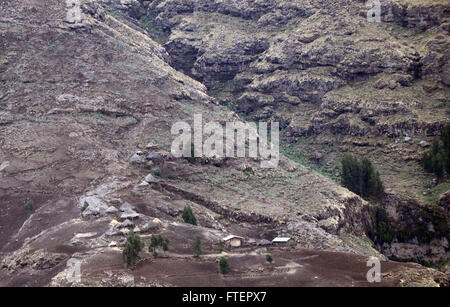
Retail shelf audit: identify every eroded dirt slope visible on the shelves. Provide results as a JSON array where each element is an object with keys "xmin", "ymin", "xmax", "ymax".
[{"xmin": 0, "ymin": 0, "xmax": 448, "ymax": 286}]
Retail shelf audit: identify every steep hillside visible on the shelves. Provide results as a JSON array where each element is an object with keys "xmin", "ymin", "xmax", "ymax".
[
  {"xmin": 0, "ymin": 0, "xmax": 448, "ymax": 286},
  {"xmin": 119, "ymin": 0, "xmax": 450, "ymax": 264}
]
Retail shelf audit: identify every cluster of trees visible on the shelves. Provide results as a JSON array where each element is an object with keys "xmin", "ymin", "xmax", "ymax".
[
  {"xmin": 341, "ymin": 154, "xmax": 384, "ymax": 199},
  {"xmin": 149, "ymin": 234, "xmax": 169, "ymax": 258},
  {"xmin": 423, "ymin": 124, "xmax": 450, "ymax": 181},
  {"xmin": 123, "ymin": 206, "xmax": 199, "ymax": 266},
  {"xmin": 123, "ymin": 232, "xmax": 279, "ymax": 275},
  {"xmin": 122, "ymin": 231, "xmax": 170, "ymax": 267},
  {"xmin": 369, "ymin": 204, "xmax": 448, "ymax": 245}
]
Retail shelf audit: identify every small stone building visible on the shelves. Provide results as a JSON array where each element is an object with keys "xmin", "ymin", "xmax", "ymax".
[{"xmin": 222, "ymin": 235, "xmax": 244, "ymax": 247}]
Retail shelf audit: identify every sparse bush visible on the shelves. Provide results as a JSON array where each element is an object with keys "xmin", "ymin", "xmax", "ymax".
[
  {"xmin": 218, "ymin": 242, "xmax": 224, "ymax": 253},
  {"xmin": 265, "ymin": 254, "xmax": 273, "ymax": 264},
  {"xmin": 219, "ymin": 256, "xmax": 229, "ymax": 274},
  {"xmin": 182, "ymin": 205, "xmax": 197, "ymax": 225},
  {"xmin": 341, "ymin": 154, "xmax": 384, "ymax": 199},
  {"xmin": 122, "ymin": 230, "xmax": 144, "ymax": 267},
  {"xmin": 193, "ymin": 236, "xmax": 201, "ymax": 257},
  {"xmin": 153, "ymin": 168, "xmax": 162, "ymax": 177},
  {"xmin": 167, "ymin": 174, "xmax": 178, "ymax": 180},
  {"xmin": 24, "ymin": 200, "xmax": 34, "ymax": 212},
  {"xmin": 138, "ymin": 15, "xmax": 169, "ymax": 45},
  {"xmin": 152, "ymin": 250, "xmax": 158, "ymax": 258},
  {"xmin": 81, "ymin": 201, "xmax": 89, "ymax": 212}
]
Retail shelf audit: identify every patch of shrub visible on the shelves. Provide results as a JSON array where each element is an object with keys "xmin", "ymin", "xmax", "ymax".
[
  {"xmin": 193, "ymin": 236, "xmax": 201, "ymax": 258},
  {"xmin": 138, "ymin": 15, "xmax": 169, "ymax": 45},
  {"xmin": 153, "ymin": 168, "xmax": 162, "ymax": 177},
  {"xmin": 417, "ymin": 205, "xmax": 448, "ymax": 243},
  {"xmin": 81, "ymin": 201, "xmax": 89, "ymax": 212},
  {"xmin": 219, "ymin": 256, "xmax": 229, "ymax": 274},
  {"xmin": 265, "ymin": 254, "xmax": 273, "ymax": 264},
  {"xmin": 182, "ymin": 205, "xmax": 197, "ymax": 225},
  {"xmin": 24, "ymin": 200, "xmax": 34, "ymax": 212},
  {"xmin": 369, "ymin": 205, "xmax": 448, "ymax": 245},
  {"xmin": 369, "ymin": 207, "xmax": 398, "ymax": 243}
]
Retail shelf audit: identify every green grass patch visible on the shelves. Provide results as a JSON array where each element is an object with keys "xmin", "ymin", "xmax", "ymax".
[
  {"xmin": 420, "ymin": 181, "xmax": 450, "ymax": 206},
  {"xmin": 138, "ymin": 16, "xmax": 169, "ymax": 45}
]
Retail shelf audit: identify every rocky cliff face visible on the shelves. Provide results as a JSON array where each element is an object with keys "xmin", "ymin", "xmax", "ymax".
[
  {"xmin": 131, "ymin": 0, "xmax": 449, "ymax": 147},
  {"xmin": 116, "ymin": 0, "xmax": 450, "ymax": 265}
]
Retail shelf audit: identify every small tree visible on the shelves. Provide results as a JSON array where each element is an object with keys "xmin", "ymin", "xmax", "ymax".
[
  {"xmin": 219, "ymin": 256, "xmax": 229, "ymax": 274},
  {"xmin": 265, "ymin": 254, "xmax": 273, "ymax": 264},
  {"xmin": 123, "ymin": 230, "xmax": 144, "ymax": 267},
  {"xmin": 24, "ymin": 200, "xmax": 34, "ymax": 212},
  {"xmin": 153, "ymin": 168, "xmax": 162, "ymax": 177},
  {"xmin": 161, "ymin": 236, "xmax": 169, "ymax": 252},
  {"xmin": 193, "ymin": 236, "xmax": 201, "ymax": 257},
  {"xmin": 182, "ymin": 205, "xmax": 197, "ymax": 225},
  {"xmin": 149, "ymin": 234, "xmax": 159, "ymax": 258},
  {"xmin": 81, "ymin": 201, "xmax": 89, "ymax": 213}
]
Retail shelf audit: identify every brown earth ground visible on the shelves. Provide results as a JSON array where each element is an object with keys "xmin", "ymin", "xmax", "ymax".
[{"xmin": 0, "ymin": 0, "xmax": 448, "ymax": 287}]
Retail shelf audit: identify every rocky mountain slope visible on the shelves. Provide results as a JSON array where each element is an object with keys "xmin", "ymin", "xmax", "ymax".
[
  {"xmin": 0, "ymin": 0, "xmax": 448, "ymax": 286},
  {"xmin": 119, "ymin": 0, "xmax": 450, "ymax": 264}
]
